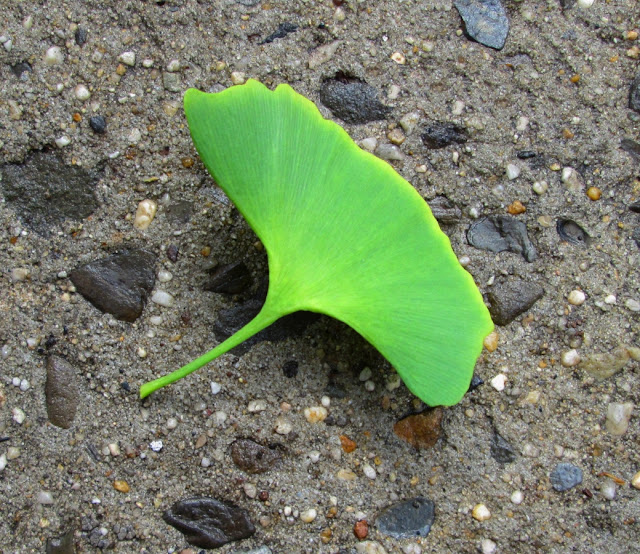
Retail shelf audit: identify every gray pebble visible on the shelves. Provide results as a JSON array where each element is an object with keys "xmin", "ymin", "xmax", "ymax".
[
  {"xmin": 46, "ymin": 529, "xmax": 75, "ymax": 554},
  {"xmin": 487, "ymin": 278, "xmax": 544, "ymax": 326},
  {"xmin": 375, "ymin": 497, "xmax": 435, "ymax": 539},
  {"xmin": 630, "ymin": 70, "xmax": 640, "ymax": 113},
  {"xmin": 230, "ymin": 439, "xmax": 282, "ymax": 474},
  {"xmin": 455, "ymin": 0, "xmax": 509, "ymax": 50},
  {"xmin": 490, "ymin": 432, "xmax": 516, "ymax": 464},
  {"xmin": 319, "ymin": 74, "xmax": 391, "ymax": 124},
  {"xmin": 45, "ymin": 356, "xmax": 80, "ymax": 429},
  {"xmin": 421, "ymin": 122, "xmax": 467, "ymax": 149},
  {"xmin": 163, "ymin": 71, "xmax": 182, "ymax": 93},
  {"xmin": 467, "ymin": 215, "xmax": 537, "ymax": 262},
  {"xmin": 89, "ymin": 115, "xmax": 107, "ymax": 134},
  {"xmin": 550, "ymin": 463, "xmax": 583, "ymax": 492}
]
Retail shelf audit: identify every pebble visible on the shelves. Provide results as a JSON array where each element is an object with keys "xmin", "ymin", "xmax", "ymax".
[
  {"xmin": 210, "ymin": 382, "xmax": 221, "ymax": 395},
  {"xmin": 150, "ymin": 440, "xmax": 163, "ymax": 452},
  {"xmin": 261, "ymin": 22, "xmax": 298, "ymax": 44},
  {"xmin": 248, "ymin": 399, "xmax": 267, "ymax": 413},
  {"xmin": 472, "ymin": 503, "xmax": 491, "ymax": 521},
  {"xmin": 166, "ymin": 59, "xmax": 181, "ymax": 72},
  {"xmin": 308, "ymin": 40, "xmax": 341, "ymax": 69},
  {"xmin": 399, "ymin": 112, "xmax": 420, "ymax": 134},
  {"xmin": 467, "ymin": 216, "xmax": 537, "ymax": 262},
  {"xmin": 108, "ymin": 443, "xmax": 120, "ymax": 456},
  {"xmin": 491, "ymin": 432, "xmax": 516, "ymax": 463},
  {"xmin": 483, "ymin": 331, "xmax": 499, "ymax": 352},
  {"xmin": 319, "ymin": 75, "xmax": 390, "ymax": 124},
  {"xmin": 481, "ymin": 539, "xmax": 497, "ymax": 554},
  {"xmin": 393, "ymin": 408, "xmax": 443, "ymax": 449},
  {"xmin": 163, "ymin": 497, "xmax": 255, "ymax": 549},
  {"xmin": 355, "ymin": 541, "xmax": 387, "ymax": 554},
  {"xmin": 300, "ymin": 509, "xmax": 317, "ymax": 523},
  {"xmin": 550, "ymin": 463, "xmax": 582, "ymax": 491},
  {"xmin": 631, "ymin": 471, "xmax": 640, "ymax": 489},
  {"xmin": 89, "ymin": 115, "xmax": 107, "ymax": 134},
  {"xmin": 375, "ymin": 143, "xmax": 403, "ymax": 161},
  {"xmin": 151, "ymin": 290, "xmax": 175, "ymax": 308},
  {"xmin": 487, "ymin": 279, "xmax": 544, "ymax": 326},
  {"xmin": 455, "ymin": 0, "xmax": 509, "ymax": 50},
  {"xmin": 360, "ymin": 137, "xmax": 378, "ymax": 152},
  {"xmin": 6, "ymin": 447, "xmax": 19, "ymax": 460},
  {"xmin": 19, "ymin": 379, "xmax": 30, "ymax": 391},
  {"xmin": 630, "ymin": 70, "xmax": 640, "ymax": 112},
  {"xmin": 0, "ymin": 454, "xmax": 6, "ymax": 472},
  {"xmin": 605, "ymin": 402, "xmax": 634, "ymax": 435},
  {"xmin": 74, "ymin": 84, "xmax": 90, "ymax": 101},
  {"xmin": 205, "ymin": 261, "xmax": 252, "ymax": 294},
  {"xmin": 561, "ymin": 349, "xmax": 581, "ymax": 367},
  {"xmin": 45, "ymin": 46, "xmax": 64, "ymax": 65},
  {"xmin": 354, "ymin": 520, "xmax": 369, "ymax": 540},
  {"xmin": 243, "ymin": 483, "xmax": 257, "ymax": 498},
  {"xmin": 625, "ymin": 299, "xmax": 640, "ymax": 312},
  {"xmin": 490, "ymin": 374, "xmax": 506, "ymax": 391},
  {"xmin": 587, "ymin": 186, "xmax": 601, "ymax": 201},
  {"xmin": 274, "ymin": 417, "xmax": 292, "ymax": 435},
  {"xmin": 71, "ymin": 249, "xmax": 157, "ymax": 322},
  {"xmin": 113, "ymin": 480, "xmax": 130, "ymax": 493},
  {"xmin": 128, "ymin": 128, "xmax": 142, "ymax": 145},
  {"xmin": 55, "ymin": 136, "xmax": 71, "ymax": 148},
  {"xmin": 304, "ymin": 406, "xmax": 328, "ymax": 423},
  {"xmin": 231, "ymin": 71, "xmax": 246, "ymax": 85},
  {"xmin": 45, "ymin": 356, "xmax": 79, "ymax": 429},
  {"xmin": 12, "ymin": 407, "xmax": 25, "ymax": 424},
  {"xmin": 167, "ymin": 417, "xmax": 178, "ymax": 430},
  {"xmin": 337, "ymin": 469, "xmax": 357, "ymax": 481},
  {"xmin": 363, "ymin": 464, "xmax": 376, "ymax": 479},
  {"xmin": 376, "ymin": 497, "xmax": 435, "ymax": 538},
  {"xmin": 601, "ymin": 481, "xmax": 616, "ymax": 500},
  {"xmin": 11, "ymin": 267, "xmax": 29, "ymax": 281},
  {"xmin": 532, "ymin": 180, "xmax": 548, "ymax": 195},
  {"xmin": 506, "ymin": 164, "xmax": 521, "ymax": 180},
  {"xmin": 561, "ymin": 167, "xmax": 584, "ymax": 192},
  {"xmin": 158, "ymin": 270, "xmax": 173, "ymax": 283},
  {"xmin": 359, "ymin": 367, "xmax": 373, "ymax": 381},
  {"xmin": 510, "ymin": 490, "xmax": 523, "ymax": 504},
  {"xmin": 163, "ymin": 72, "xmax": 182, "ymax": 92},
  {"xmin": 118, "ymin": 51, "xmax": 136, "ymax": 66},
  {"xmin": 421, "ymin": 122, "xmax": 467, "ymax": 149},
  {"xmin": 567, "ymin": 290, "xmax": 586, "ymax": 306},
  {"xmin": 556, "ymin": 218, "xmax": 590, "ymax": 246}
]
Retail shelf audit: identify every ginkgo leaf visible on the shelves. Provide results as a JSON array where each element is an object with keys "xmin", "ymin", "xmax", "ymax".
[{"xmin": 140, "ymin": 80, "xmax": 494, "ymax": 406}]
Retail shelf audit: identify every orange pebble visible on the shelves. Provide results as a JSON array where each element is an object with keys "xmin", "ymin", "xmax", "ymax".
[{"xmin": 339, "ymin": 435, "xmax": 356, "ymax": 453}]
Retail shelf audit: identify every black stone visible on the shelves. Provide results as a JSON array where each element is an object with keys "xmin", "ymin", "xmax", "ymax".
[
  {"xmin": 467, "ymin": 215, "xmax": 537, "ymax": 262},
  {"xmin": 0, "ymin": 151, "xmax": 101, "ymax": 235},
  {"xmin": 621, "ymin": 138, "xmax": 640, "ymax": 162},
  {"xmin": 421, "ymin": 122, "xmax": 467, "ymax": 149},
  {"xmin": 487, "ymin": 278, "xmax": 544, "ymax": 326},
  {"xmin": 455, "ymin": 0, "xmax": 509, "ymax": 50},
  {"xmin": 319, "ymin": 73, "xmax": 391, "ymax": 124},
  {"xmin": 163, "ymin": 497, "xmax": 255, "ymax": 549},
  {"xmin": 376, "ymin": 497, "xmax": 435, "ymax": 539},
  {"xmin": 516, "ymin": 150, "xmax": 537, "ymax": 159},
  {"xmin": 205, "ymin": 261, "xmax": 252, "ymax": 294},
  {"xmin": 167, "ymin": 244, "xmax": 179, "ymax": 262},
  {"xmin": 10, "ymin": 62, "xmax": 32, "ymax": 79},
  {"xmin": 230, "ymin": 439, "xmax": 282, "ymax": 473},
  {"xmin": 89, "ymin": 115, "xmax": 107, "ymax": 134},
  {"xmin": 45, "ymin": 356, "xmax": 80, "ymax": 429},
  {"xmin": 70, "ymin": 249, "xmax": 156, "ymax": 322},
  {"xmin": 165, "ymin": 200, "xmax": 193, "ymax": 224},
  {"xmin": 630, "ymin": 70, "xmax": 640, "ymax": 112},
  {"xmin": 46, "ymin": 530, "xmax": 76, "ymax": 554},
  {"xmin": 491, "ymin": 432, "xmax": 516, "ymax": 464},
  {"xmin": 632, "ymin": 227, "xmax": 640, "ymax": 248},
  {"xmin": 550, "ymin": 463, "xmax": 582, "ymax": 492},
  {"xmin": 428, "ymin": 196, "xmax": 462, "ymax": 225},
  {"xmin": 282, "ymin": 360, "xmax": 299, "ymax": 378},
  {"xmin": 74, "ymin": 27, "xmax": 88, "ymax": 46},
  {"xmin": 467, "ymin": 374, "xmax": 484, "ymax": 392},
  {"xmin": 631, "ymin": 202, "xmax": 640, "ymax": 214},
  {"xmin": 261, "ymin": 22, "xmax": 298, "ymax": 44},
  {"xmin": 556, "ymin": 218, "xmax": 590, "ymax": 246}
]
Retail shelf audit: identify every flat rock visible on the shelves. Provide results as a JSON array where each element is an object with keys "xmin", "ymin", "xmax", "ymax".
[
  {"xmin": 621, "ymin": 138, "xmax": 640, "ymax": 162},
  {"xmin": 393, "ymin": 408, "xmax": 443, "ymax": 449},
  {"xmin": 490, "ymin": 432, "xmax": 516, "ymax": 464},
  {"xmin": 467, "ymin": 215, "xmax": 537, "ymax": 262},
  {"xmin": 421, "ymin": 122, "xmax": 467, "ymax": 149},
  {"xmin": 376, "ymin": 497, "xmax": 435, "ymax": 539},
  {"xmin": 0, "ymin": 151, "xmax": 100, "ymax": 235},
  {"xmin": 46, "ymin": 529, "xmax": 76, "ymax": 554},
  {"xmin": 45, "ymin": 356, "xmax": 80, "ymax": 429},
  {"xmin": 630, "ymin": 70, "xmax": 640, "ymax": 112},
  {"xmin": 70, "ymin": 249, "xmax": 156, "ymax": 322},
  {"xmin": 319, "ymin": 73, "xmax": 391, "ymax": 124},
  {"xmin": 487, "ymin": 279, "xmax": 544, "ymax": 326},
  {"xmin": 165, "ymin": 200, "xmax": 193, "ymax": 224},
  {"xmin": 455, "ymin": 0, "xmax": 509, "ymax": 50},
  {"xmin": 163, "ymin": 497, "xmax": 255, "ymax": 549},
  {"xmin": 205, "ymin": 261, "xmax": 252, "ymax": 294},
  {"xmin": 550, "ymin": 463, "xmax": 582, "ymax": 492},
  {"xmin": 230, "ymin": 439, "xmax": 282, "ymax": 473}
]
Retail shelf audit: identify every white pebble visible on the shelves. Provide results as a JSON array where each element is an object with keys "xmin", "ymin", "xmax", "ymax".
[
  {"xmin": 321, "ymin": 395, "xmax": 331, "ymax": 407},
  {"xmin": 481, "ymin": 538, "xmax": 497, "ymax": 554},
  {"xmin": 149, "ymin": 315, "xmax": 163, "ymax": 325},
  {"xmin": 359, "ymin": 367, "xmax": 372, "ymax": 381},
  {"xmin": 134, "ymin": 199, "xmax": 157, "ymax": 230},
  {"xmin": 577, "ymin": 0, "xmax": 594, "ymax": 7},
  {"xmin": 243, "ymin": 483, "xmax": 257, "ymax": 498},
  {"xmin": 55, "ymin": 136, "xmax": 71, "ymax": 148},
  {"xmin": 151, "ymin": 290, "xmax": 174, "ymax": 308},
  {"xmin": 506, "ymin": 164, "xmax": 521, "ymax": 180},
  {"xmin": 300, "ymin": 508, "xmax": 317, "ymax": 523},
  {"xmin": 108, "ymin": 443, "xmax": 120, "ymax": 456},
  {"xmin": 510, "ymin": 490, "xmax": 523, "ymax": 504},
  {"xmin": 142, "ymin": 58, "xmax": 154, "ymax": 68},
  {"xmin": 304, "ymin": 406, "xmax": 328, "ymax": 423},
  {"xmin": 0, "ymin": 454, "xmax": 6, "ymax": 472},
  {"xmin": 360, "ymin": 137, "xmax": 377, "ymax": 152},
  {"xmin": 363, "ymin": 464, "xmax": 376, "ymax": 480},
  {"xmin": 167, "ymin": 417, "xmax": 178, "ymax": 430},
  {"xmin": 604, "ymin": 294, "xmax": 616, "ymax": 305},
  {"xmin": 214, "ymin": 411, "xmax": 227, "ymax": 425},
  {"xmin": 201, "ymin": 457, "xmax": 211, "ymax": 468},
  {"xmin": 364, "ymin": 380, "xmax": 375, "ymax": 392},
  {"xmin": 74, "ymin": 84, "xmax": 90, "ymax": 101},
  {"xmin": 452, "ymin": 100, "xmax": 465, "ymax": 116},
  {"xmin": 12, "ymin": 377, "xmax": 21, "ymax": 387},
  {"xmin": 601, "ymin": 481, "xmax": 616, "ymax": 500},
  {"xmin": 274, "ymin": 416, "xmax": 292, "ymax": 435},
  {"xmin": 399, "ymin": 112, "xmax": 420, "ymax": 134},
  {"xmin": 210, "ymin": 382, "xmax": 221, "ymax": 395},
  {"xmin": 45, "ymin": 46, "xmax": 64, "ymax": 65},
  {"xmin": 128, "ymin": 128, "xmax": 142, "ymax": 145},
  {"xmin": 472, "ymin": 503, "xmax": 491, "ymax": 521},
  {"xmin": 19, "ymin": 379, "xmax": 30, "ymax": 391},
  {"xmin": 561, "ymin": 349, "xmax": 580, "ymax": 367},
  {"xmin": 118, "ymin": 51, "xmax": 136, "ymax": 66},
  {"xmin": 386, "ymin": 373, "xmax": 401, "ymax": 391},
  {"xmin": 166, "ymin": 59, "xmax": 181, "ymax": 72},
  {"xmin": 605, "ymin": 402, "xmax": 634, "ymax": 436},
  {"xmin": 532, "ymin": 181, "xmax": 548, "ymax": 195},
  {"xmin": 625, "ymin": 299, "xmax": 640, "ymax": 312},
  {"xmin": 37, "ymin": 491, "xmax": 54, "ymax": 505},
  {"xmin": 230, "ymin": 71, "xmax": 246, "ymax": 85},
  {"xmin": 307, "ymin": 450, "xmax": 321, "ymax": 463},
  {"xmin": 283, "ymin": 506, "xmax": 292, "ymax": 516},
  {"xmin": 458, "ymin": 255, "xmax": 471, "ymax": 267},
  {"xmin": 12, "ymin": 407, "xmax": 25, "ymax": 424},
  {"xmin": 516, "ymin": 116, "xmax": 529, "ymax": 132},
  {"xmin": 490, "ymin": 374, "xmax": 506, "ymax": 391},
  {"xmin": 150, "ymin": 440, "xmax": 163, "ymax": 452},
  {"xmin": 137, "ymin": 347, "xmax": 147, "ymax": 358},
  {"xmin": 248, "ymin": 399, "xmax": 267, "ymax": 412},
  {"xmin": 567, "ymin": 290, "xmax": 586, "ymax": 306},
  {"xmin": 158, "ymin": 270, "xmax": 173, "ymax": 283},
  {"xmin": 631, "ymin": 471, "xmax": 640, "ymax": 489},
  {"xmin": 6, "ymin": 447, "xmax": 19, "ymax": 460}
]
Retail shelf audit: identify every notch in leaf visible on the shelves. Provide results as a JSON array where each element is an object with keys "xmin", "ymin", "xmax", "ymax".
[{"xmin": 140, "ymin": 80, "xmax": 493, "ymax": 406}]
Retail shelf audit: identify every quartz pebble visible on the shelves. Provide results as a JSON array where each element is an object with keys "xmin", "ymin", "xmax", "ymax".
[
  {"xmin": 567, "ymin": 290, "xmax": 586, "ymax": 306},
  {"xmin": 532, "ymin": 181, "xmax": 548, "ymax": 195},
  {"xmin": 151, "ymin": 290, "xmax": 174, "ymax": 308},
  {"xmin": 625, "ymin": 299, "xmax": 640, "ymax": 312},
  {"xmin": 601, "ymin": 481, "xmax": 616, "ymax": 500},
  {"xmin": 506, "ymin": 164, "xmax": 520, "ymax": 180},
  {"xmin": 12, "ymin": 407, "xmax": 25, "ymax": 424},
  {"xmin": 363, "ymin": 464, "xmax": 376, "ymax": 480},
  {"xmin": 510, "ymin": 490, "xmax": 523, "ymax": 504},
  {"xmin": 55, "ymin": 136, "xmax": 71, "ymax": 148},
  {"xmin": 605, "ymin": 402, "xmax": 633, "ymax": 435},
  {"xmin": 0, "ymin": 454, "xmax": 7, "ymax": 472},
  {"xmin": 304, "ymin": 406, "xmax": 328, "ymax": 423},
  {"xmin": 37, "ymin": 491, "xmax": 54, "ymax": 505},
  {"xmin": 481, "ymin": 539, "xmax": 497, "ymax": 554},
  {"xmin": 45, "ymin": 46, "xmax": 64, "ymax": 65},
  {"xmin": 118, "ymin": 51, "xmax": 136, "ymax": 66},
  {"xmin": 490, "ymin": 374, "xmax": 506, "ymax": 391},
  {"xmin": 134, "ymin": 199, "xmax": 157, "ymax": 230},
  {"xmin": 300, "ymin": 509, "xmax": 317, "ymax": 523},
  {"xmin": 274, "ymin": 417, "xmax": 292, "ymax": 435},
  {"xmin": 472, "ymin": 503, "xmax": 491, "ymax": 521},
  {"xmin": 561, "ymin": 349, "xmax": 580, "ymax": 367},
  {"xmin": 248, "ymin": 400, "xmax": 267, "ymax": 413},
  {"xmin": 74, "ymin": 84, "xmax": 90, "ymax": 100},
  {"xmin": 150, "ymin": 440, "xmax": 163, "ymax": 452},
  {"xmin": 631, "ymin": 471, "xmax": 640, "ymax": 489}
]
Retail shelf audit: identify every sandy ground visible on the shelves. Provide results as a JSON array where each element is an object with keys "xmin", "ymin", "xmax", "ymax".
[{"xmin": 1, "ymin": 0, "xmax": 639, "ymax": 552}]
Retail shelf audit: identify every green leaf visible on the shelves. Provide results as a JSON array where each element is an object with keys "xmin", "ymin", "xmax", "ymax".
[{"xmin": 140, "ymin": 80, "xmax": 493, "ymax": 405}]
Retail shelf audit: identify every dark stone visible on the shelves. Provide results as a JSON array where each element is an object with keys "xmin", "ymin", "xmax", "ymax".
[
  {"xmin": 261, "ymin": 22, "xmax": 298, "ymax": 44},
  {"xmin": 467, "ymin": 215, "xmax": 537, "ymax": 262},
  {"xmin": 89, "ymin": 116, "xmax": 107, "ymax": 134},
  {"xmin": 491, "ymin": 432, "xmax": 516, "ymax": 464},
  {"xmin": 45, "ymin": 356, "xmax": 80, "ymax": 429},
  {"xmin": 10, "ymin": 62, "xmax": 32, "ymax": 79},
  {"xmin": 165, "ymin": 200, "xmax": 193, "ymax": 224},
  {"xmin": 632, "ymin": 227, "xmax": 640, "ymax": 248},
  {"xmin": 393, "ymin": 408, "xmax": 443, "ymax": 449},
  {"xmin": 282, "ymin": 360, "xmax": 299, "ymax": 378},
  {"xmin": 205, "ymin": 261, "xmax": 252, "ymax": 294},
  {"xmin": 550, "ymin": 463, "xmax": 583, "ymax": 492},
  {"xmin": 455, "ymin": 0, "xmax": 509, "ymax": 50},
  {"xmin": 621, "ymin": 138, "xmax": 640, "ymax": 161},
  {"xmin": 467, "ymin": 374, "xmax": 484, "ymax": 392},
  {"xmin": 70, "ymin": 249, "xmax": 156, "ymax": 322},
  {"xmin": 230, "ymin": 439, "xmax": 282, "ymax": 473},
  {"xmin": 556, "ymin": 218, "xmax": 590, "ymax": 246},
  {"xmin": 163, "ymin": 497, "xmax": 255, "ymax": 549},
  {"xmin": 428, "ymin": 196, "xmax": 462, "ymax": 225},
  {"xmin": 46, "ymin": 530, "xmax": 75, "ymax": 554},
  {"xmin": 319, "ymin": 73, "xmax": 391, "ymax": 124},
  {"xmin": 421, "ymin": 122, "xmax": 467, "ymax": 149},
  {"xmin": 630, "ymin": 71, "xmax": 640, "ymax": 112},
  {"xmin": 560, "ymin": 0, "xmax": 577, "ymax": 9},
  {"xmin": 0, "ymin": 151, "xmax": 101, "ymax": 235},
  {"xmin": 487, "ymin": 279, "xmax": 544, "ymax": 326},
  {"xmin": 516, "ymin": 150, "xmax": 537, "ymax": 159},
  {"xmin": 74, "ymin": 27, "xmax": 88, "ymax": 46},
  {"xmin": 376, "ymin": 497, "xmax": 435, "ymax": 539},
  {"xmin": 167, "ymin": 244, "xmax": 179, "ymax": 262},
  {"xmin": 631, "ymin": 203, "xmax": 640, "ymax": 214}
]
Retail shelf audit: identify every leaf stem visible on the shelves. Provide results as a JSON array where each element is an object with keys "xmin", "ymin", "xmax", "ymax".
[{"xmin": 139, "ymin": 303, "xmax": 282, "ymax": 399}]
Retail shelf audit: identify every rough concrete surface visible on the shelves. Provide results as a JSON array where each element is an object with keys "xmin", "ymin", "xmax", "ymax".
[{"xmin": 0, "ymin": 1, "xmax": 639, "ymax": 552}]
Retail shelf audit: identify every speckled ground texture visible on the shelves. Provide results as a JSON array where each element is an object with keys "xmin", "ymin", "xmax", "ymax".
[{"xmin": 1, "ymin": 1, "xmax": 639, "ymax": 553}]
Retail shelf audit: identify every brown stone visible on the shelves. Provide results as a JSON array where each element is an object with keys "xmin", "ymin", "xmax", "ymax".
[
  {"xmin": 393, "ymin": 407, "xmax": 444, "ymax": 449},
  {"xmin": 353, "ymin": 520, "xmax": 368, "ymax": 540}
]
